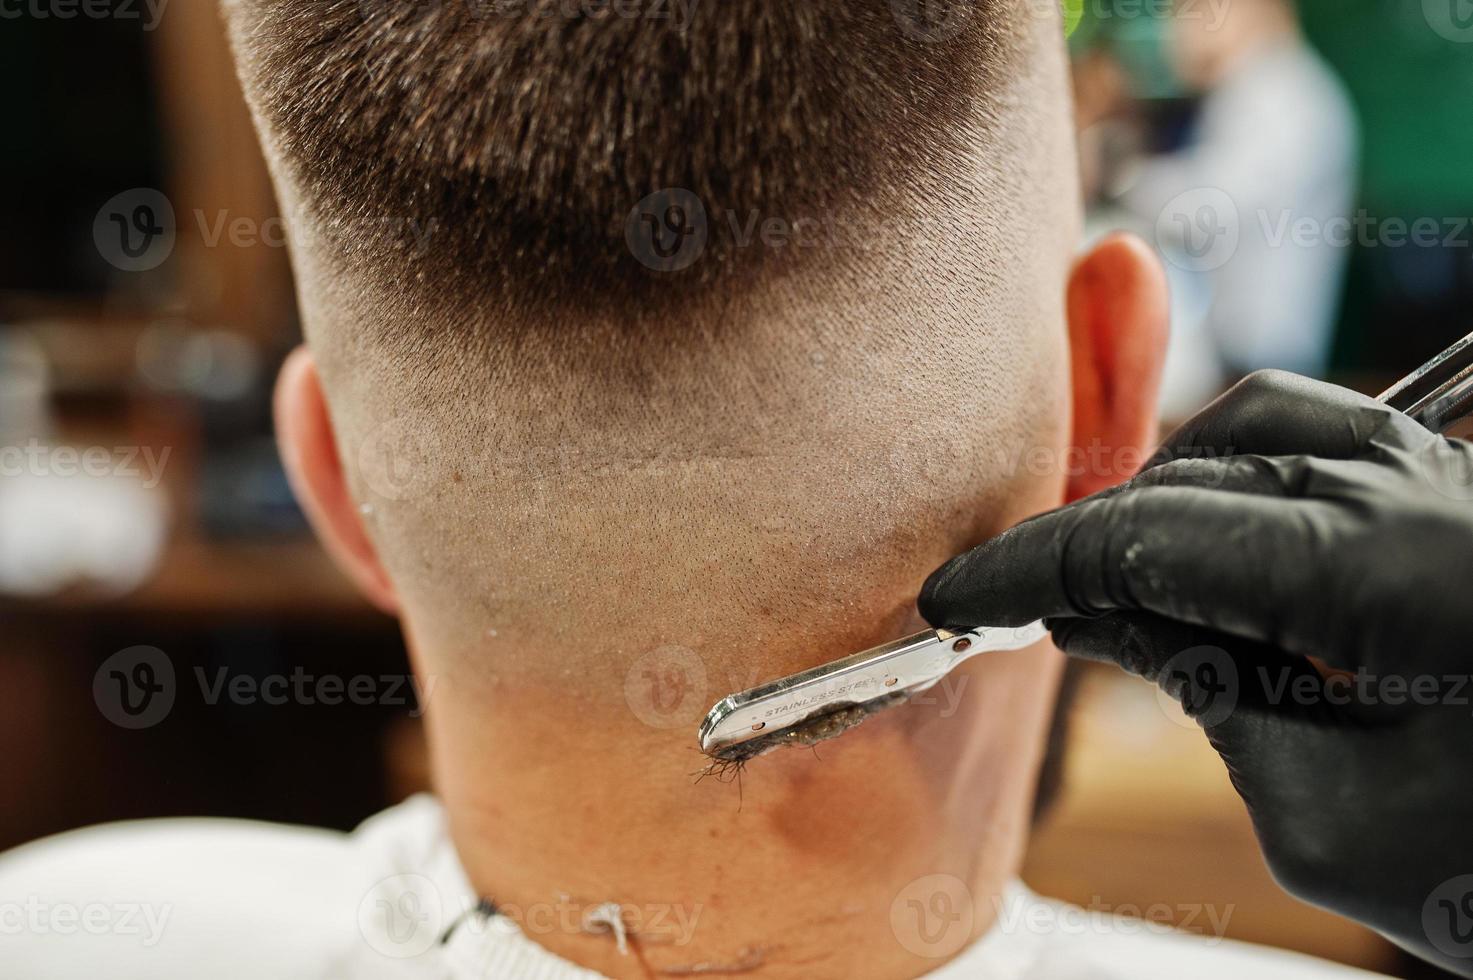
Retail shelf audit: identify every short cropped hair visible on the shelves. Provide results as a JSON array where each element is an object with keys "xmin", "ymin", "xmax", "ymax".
[{"xmin": 224, "ymin": 0, "xmax": 1024, "ymax": 326}]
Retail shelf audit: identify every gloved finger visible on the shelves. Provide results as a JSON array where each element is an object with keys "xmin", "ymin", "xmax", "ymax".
[
  {"xmin": 919, "ymin": 481, "xmax": 1344, "ymax": 659},
  {"xmin": 1121, "ymin": 453, "xmax": 1308, "ymax": 496},
  {"xmin": 1146, "ymin": 370, "xmax": 1426, "ymax": 470},
  {"xmin": 1046, "ymin": 611, "xmax": 1342, "ymax": 729}
]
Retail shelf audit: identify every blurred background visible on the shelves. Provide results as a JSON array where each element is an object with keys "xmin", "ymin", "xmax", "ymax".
[{"xmin": 1, "ymin": 1, "xmax": 1469, "ymax": 976}]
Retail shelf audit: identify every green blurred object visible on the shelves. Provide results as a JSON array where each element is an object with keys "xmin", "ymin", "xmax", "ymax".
[
  {"xmin": 1300, "ymin": 1, "xmax": 1473, "ymax": 210},
  {"xmin": 1069, "ymin": 0, "xmax": 1182, "ymax": 99},
  {"xmin": 1298, "ymin": 1, "xmax": 1473, "ymax": 375}
]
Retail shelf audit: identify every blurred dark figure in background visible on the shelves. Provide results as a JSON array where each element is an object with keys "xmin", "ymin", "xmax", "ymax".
[{"xmin": 1119, "ymin": 0, "xmax": 1357, "ymax": 382}]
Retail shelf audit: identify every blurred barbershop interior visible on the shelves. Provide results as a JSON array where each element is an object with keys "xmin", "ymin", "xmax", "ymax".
[{"xmin": 2, "ymin": 1, "xmax": 1470, "ymax": 975}]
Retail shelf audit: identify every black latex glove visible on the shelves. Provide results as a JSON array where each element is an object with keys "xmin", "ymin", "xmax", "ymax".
[{"xmin": 919, "ymin": 370, "xmax": 1473, "ymax": 977}]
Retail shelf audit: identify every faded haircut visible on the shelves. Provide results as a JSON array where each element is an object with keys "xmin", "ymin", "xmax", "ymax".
[{"xmin": 222, "ymin": 0, "xmax": 1027, "ymax": 333}]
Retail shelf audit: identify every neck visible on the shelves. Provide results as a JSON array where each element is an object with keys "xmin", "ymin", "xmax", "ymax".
[{"xmin": 420, "ymin": 640, "xmax": 1062, "ymax": 980}]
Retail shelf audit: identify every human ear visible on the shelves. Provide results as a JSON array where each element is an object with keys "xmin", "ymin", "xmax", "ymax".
[
  {"xmin": 1064, "ymin": 233, "xmax": 1170, "ymax": 501},
  {"xmin": 274, "ymin": 346, "xmax": 398, "ymax": 613}
]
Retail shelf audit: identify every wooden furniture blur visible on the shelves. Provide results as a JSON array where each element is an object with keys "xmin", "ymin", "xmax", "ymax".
[
  {"xmin": 1024, "ymin": 662, "xmax": 1401, "ymax": 974},
  {"xmin": 149, "ymin": 2, "xmax": 294, "ymax": 338}
]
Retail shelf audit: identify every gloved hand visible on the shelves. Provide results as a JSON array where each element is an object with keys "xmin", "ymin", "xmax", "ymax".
[{"xmin": 919, "ymin": 370, "xmax": 1473, "ymax": 977}]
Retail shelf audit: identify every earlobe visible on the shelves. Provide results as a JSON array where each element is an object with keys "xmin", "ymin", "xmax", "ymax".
[
  {"xmin": 275, "ymin": 347, "xmax": 399, "ymax": 613},
  {"xmin": 1064, "ymin": 233, "xmax": 1170, "ymax": 501}
]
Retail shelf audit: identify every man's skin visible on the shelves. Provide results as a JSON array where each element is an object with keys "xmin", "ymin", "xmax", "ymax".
[
  {"xmin": 1172, "ymin": 0, "xmax": 1300, "ymax": 91},
  {"xmin": 260, "ymin": 8, "xmax": 1171, "ymax": 980},
  {"xmin": 275, "ymin": 236, "xmax": 1167, "ymax": 980}
]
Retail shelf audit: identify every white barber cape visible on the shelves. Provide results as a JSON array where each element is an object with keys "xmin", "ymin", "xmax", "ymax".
[{"xmin": 0, "ymin": 794, "xmax": 1385, "ymax": 979}]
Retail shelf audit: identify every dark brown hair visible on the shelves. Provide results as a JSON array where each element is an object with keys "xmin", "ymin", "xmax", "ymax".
[{"xmin": 226, "ymin": 0, "xmax": 1024, "ymax": 324}]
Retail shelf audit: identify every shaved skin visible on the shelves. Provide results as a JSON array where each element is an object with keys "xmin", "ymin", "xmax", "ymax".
[
  {"xmin": 348, "ymin": 289, "xmax": 1076, "ymax": 979},
  {"xmin": 415, "ymin": 551, "xmax": 1067, "ymax": 980}
]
